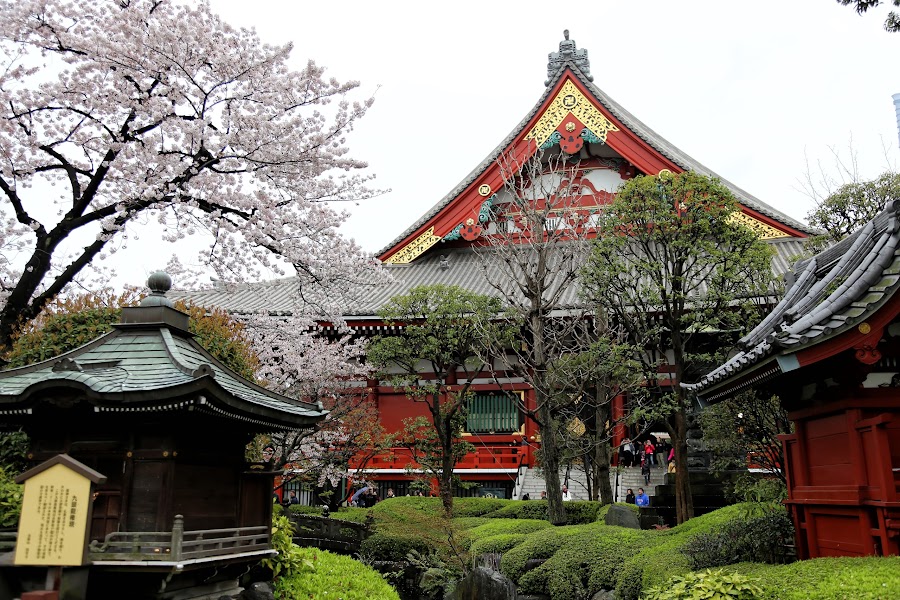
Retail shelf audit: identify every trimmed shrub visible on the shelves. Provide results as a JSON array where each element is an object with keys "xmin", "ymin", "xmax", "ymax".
[
  {"xmin": 486, "ymin": 500, "xmax": 601, "ymax": 524},
  {"xmin": 641, "ymin": 568, "xmax": 763, "ymax": 600},
  {"xmin": 724, "ymin": 557, "xmax": 900, "ymax": 600},
  {"xmin": 453, "ymin": 517, "xmax": 491, "ymax": 530},
  {"xmin": 362, "ymin": 497, "xmax": 461, "ymax": 563},
  {"xmin": 683, "ymin": 509, "xmax": 794, "ymax": 569},
  {"xmin": 274, "ymin": 547, "xmax": 400, "ymax": 600},
  {"xmin": 487, "ymin": 501, "xmax": 550, "ymax": 521},
  {"xmin": 614, "ymin": 533, "xmax": 691, "ymax": 600},
  {"xmin": 468, "ymin": 518, "xmax": 552, "ymax": 540},
  {"xmin": 288, "ymin": 504, "xmax": 327, "ymax": 517},
  {"xmin": 360, "ymin": 532, "xmax": 433, "ymax": 563},
  {"xmin": 334, "ymin": 506, "xmax": 371, "ymax": 523},
  {"xmin": 500, "ymin": 526, "xmax": 580, "ymax": 582},
  {"xmin": 451, "ymin": 497, "xmax": 510, "ymax": 517},
  {"xmin": 517, "ymin": 522, "xmax": 648, "ymax": 599},
  {"xmin": 470, "ymin": 533, "xmax": 527, "ymax": 556}
]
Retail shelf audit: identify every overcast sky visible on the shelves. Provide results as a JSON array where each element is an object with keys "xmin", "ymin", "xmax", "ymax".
[{"xmin": 196, "ymin": 1, "xmax": 898, "ymax": 268}]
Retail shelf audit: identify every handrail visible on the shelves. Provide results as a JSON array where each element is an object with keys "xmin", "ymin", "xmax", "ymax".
[
  {"xmin": 289, "ymin": 513, "xmax": 372, "ymax": 554},
  {"xmin": 87, "ymin": 515, "xmax": 269, "ymax": 562},
  {"xmin": 511, "ymin": 453, "xmax": 528, "ymax": 499}
]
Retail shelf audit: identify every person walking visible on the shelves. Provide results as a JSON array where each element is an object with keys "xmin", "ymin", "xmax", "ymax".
[
  {"xmin": 641, "ymin": 456, "xmax": 651, "ymax": 485},
  {"xmin": 644, "ymin": 439, "xmax": 656, "ymax": 467},
  {"xmin": 620, "ymin": 438, "xmax": 634, "ymax": 467}
]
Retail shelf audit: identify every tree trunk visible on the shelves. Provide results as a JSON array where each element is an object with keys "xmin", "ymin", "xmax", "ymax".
[
  {"xmin": 537, "ymin": 402, "xmax": 566, "ymax": 525},
  {"xmin": 439, "ymin": 447, "xmax": 454, "ymax": 516},
  {"xmin": 595, "ymin": 443, "xmax": 613, "ymax": 505},
  {"xmin": 593, "ymin": 388, "xmax": 613, "ymax": 505},
  {"xmin": 669, "ymin": 327, "xmax": 694, "ymax": 524},
  {"xmin": 672, "ymin": 408, "xmax": 694, "ymax": 523}
]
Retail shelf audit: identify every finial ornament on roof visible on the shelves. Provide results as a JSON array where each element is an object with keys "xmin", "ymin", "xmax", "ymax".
[
  {"xmin": 546, "ymin": 30, "xmax": 592, "ymax": 86},
  {"xmin": 141, "ymin": 271, "xmax": 175, "ymax": 308}
]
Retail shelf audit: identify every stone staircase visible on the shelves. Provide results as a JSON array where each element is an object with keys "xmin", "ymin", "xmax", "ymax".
[
  {"xmin": 639, "ymin": 470, "xmax": 737, "ymax": 528},
  {"xmin": 516, "ymin": 465, "xmax": 667, "ymax": 502}
]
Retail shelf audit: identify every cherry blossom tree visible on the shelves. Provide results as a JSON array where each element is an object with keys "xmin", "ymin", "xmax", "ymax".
[
  {"xmin": 0, "ymin": 0, "xmax": 380, "ymax": 351},
  {"xmin": 244, "ymin": 314, "xmax": 388, "ymax": 504}
]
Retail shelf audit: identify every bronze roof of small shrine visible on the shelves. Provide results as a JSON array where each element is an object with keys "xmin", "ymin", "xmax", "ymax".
[
  {"xmin": 0, "ymin": 285, "xmax": 325, "ymax": 430},
  {"xmin": 687, "ymin": 201, "xmax": 900, "ymax": 402}
]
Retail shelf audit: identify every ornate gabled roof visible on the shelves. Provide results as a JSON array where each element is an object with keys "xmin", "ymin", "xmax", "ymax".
[
  {"xmin": 173, "ymin": 238, "xmax": 809, "ymax": 319},
  {"xmin": 687, "ymin": 201, "xmax": 900, "ymax": 402},
  {"xmin": 0, "ymin": 276, "xmax": 325, "ymax": 430},
  {"xmin": 378, "ymin": 32, "xmax": 812, "ymax": 264}
]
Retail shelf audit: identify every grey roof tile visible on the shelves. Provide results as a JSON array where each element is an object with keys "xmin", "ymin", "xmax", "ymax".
[
  {"xmin": 0, "ymin": 311, "xmax": 325, "ymax": 426},
  {"xmin": 173, "ymin": 238, "xmax": 809, "ymax": 323},
  {"xmin": 689, "ymin": 200, "xmax": 900, "ymax": 397}
]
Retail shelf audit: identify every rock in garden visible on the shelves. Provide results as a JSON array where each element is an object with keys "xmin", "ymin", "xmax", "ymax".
[
  {"xmin": 447, "ymin": 566, "xmax": 517, "ymax": 600},
  {"xmin": 604, "ymin": 504, "xmax": 640, "ymax": 529},
  {"xmin": 240, "ymin": 582, "xmax": 275, "ymax": 600}
]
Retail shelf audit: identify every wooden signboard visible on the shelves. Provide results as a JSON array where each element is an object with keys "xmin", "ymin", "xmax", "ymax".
[{"xmin": 14, "ymin": 454, "xmax": 106, "ymax": 567}]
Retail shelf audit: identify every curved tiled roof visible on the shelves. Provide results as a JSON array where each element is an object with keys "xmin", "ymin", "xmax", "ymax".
[
  {"xmin": 173, "ymin": 238, "xmax": 809, "ymax": 319},
  {"xmin": 378, "ymin": 52, "xmax": 812, "ymax": 258},
  {"xmin": 687, "ymin": 201, "xmax": 900, "ymax": 401},
  {"xmin": 0, "ymin": 307, "xmax": 324, "ymax": 428}
]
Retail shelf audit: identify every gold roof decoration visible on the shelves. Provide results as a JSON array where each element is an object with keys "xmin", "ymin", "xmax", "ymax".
[
  {"xmin": 525, "ymin": 80, "xmax": 619, "ymax": 149},
  {"xmin": 729, "ymin": 212, "xmax": 791, "ymax": 240},
  {"xmin": 384, "ymin": 227, "xmax": 443, "ymax": 264}
]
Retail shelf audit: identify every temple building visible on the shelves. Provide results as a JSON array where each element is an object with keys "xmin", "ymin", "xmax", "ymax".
[
  {"xmin": 689, "ymin": 202, "xmax": 900, "ymax": 559},
  {"xmin": 178, "ymin": 33, "xmax": 813, "ymax": 500}
]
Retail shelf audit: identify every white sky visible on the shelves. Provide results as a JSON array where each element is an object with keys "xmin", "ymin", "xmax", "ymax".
[{"xmin": 155, "ymin": 1, "xmax": 900, "ymax": 276}]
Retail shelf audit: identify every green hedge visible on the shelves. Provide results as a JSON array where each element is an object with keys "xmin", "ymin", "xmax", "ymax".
[
  {"xmin": 516, "ymin": 522, "xmax": 648, "ymax": 599},
  {"xmin": 361, "ymin": 497, "xmax": 458, "ymax": 562},
  {"xmin": 333, "ymin": 506, "xmax": 371, "ymax": 523},
  {"xmin": 453, "ymin": 517, "xmax": 491, "ymax": 530},
  {"xmin": 287, "ymin": 504, "xmax": 327, "ymax": 516},
  {"xmin": 724, "ymin": 557, "xmax": 900, "ymax": 600},
  {"xmin": 451, "ymin": 497, "xmax": 510, "ymax": 517},
  {"xmin": 273, "ymin": 547, "xmax": 400, "ymax": 600},
  {"xmin": 485, "ymin": 500, "xmax": 601, "ymax": 524},
  {"xmin": 499, "ymin": 526, "xmax": 581, "ymax": 582},
  {"xmin": 478, "ymin": 502, "xmax": 789, "ymax": 600},
  {"xmin": 359, "ymin": 531, "xmax": 432, "ymax": 562},
  {"xmin": 467, "ymin": 518, "xmax": 552, "ymax": 541},
  {"xmin": 470, "ymin": 533, "xmax": 528, "ymax": 556}
]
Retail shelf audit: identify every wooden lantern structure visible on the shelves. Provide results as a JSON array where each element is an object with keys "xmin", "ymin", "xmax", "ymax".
[
  {"xmin": 689, "ymin": 203, "xmax": 900, "ymax": 558},
  {"xmin": 0, "ymin": 272, "xmax": 325, "ymax": 598}
]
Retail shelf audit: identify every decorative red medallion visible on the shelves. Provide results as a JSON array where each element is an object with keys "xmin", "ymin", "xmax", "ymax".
[
  {"xmin": 460, "ymin": 218, "xmax": 483, "ymax": 241},
  {"xmin": 557, "ymin": 113, "xmax": 585, "ymax": 155}
]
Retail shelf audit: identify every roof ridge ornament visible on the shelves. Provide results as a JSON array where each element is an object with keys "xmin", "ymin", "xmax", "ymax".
[
  {"xmin": 140, "ymin": 271, "xmax": 174, "ymax": 308},
  {"xmin": 546, "ymin": 29, "xmax": 592, "ymax": 86}
]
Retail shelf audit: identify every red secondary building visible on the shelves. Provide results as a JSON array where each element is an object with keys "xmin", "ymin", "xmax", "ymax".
[
  {"xmin": 690, "ymin": 203, "xmax": 900, "ymax": 558},
  {"xmin": 181, "ymin": 33, "xmax": 811, "ymax": 500}
]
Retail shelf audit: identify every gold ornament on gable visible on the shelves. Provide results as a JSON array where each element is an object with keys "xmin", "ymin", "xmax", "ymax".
[
  {"xmin": 385, "ymin": 227, "xmax": 442, "ymax": 264},
  {"xmin": 525, "ymin": 80, "xmax": 619, "ymax": 148},
  {"xmin": 728, "ymin": 212, "xmax": 790, "ymax": 240}
]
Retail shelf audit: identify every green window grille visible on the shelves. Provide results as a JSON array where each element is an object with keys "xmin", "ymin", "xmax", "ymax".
[{"xmin": 466, "ymin": 393, "xmax": 520, "ymax": 434}]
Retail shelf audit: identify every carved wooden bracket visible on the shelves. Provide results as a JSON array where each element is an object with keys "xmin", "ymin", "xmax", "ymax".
[{"xmin": 853, "ymin": 325, "xmax": 884, "ymax": 365}]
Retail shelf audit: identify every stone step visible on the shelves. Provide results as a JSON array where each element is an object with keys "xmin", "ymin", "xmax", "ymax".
[{"xmin": 517, "ymin": 466, "xmax": 666, "ymax": 502}]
